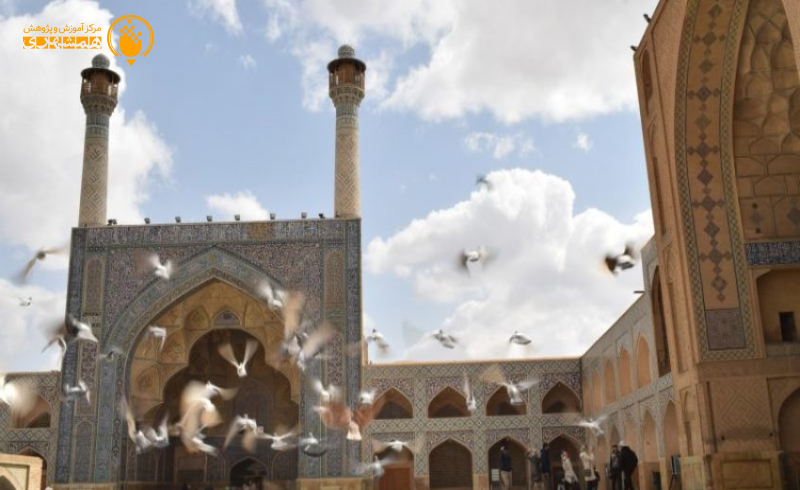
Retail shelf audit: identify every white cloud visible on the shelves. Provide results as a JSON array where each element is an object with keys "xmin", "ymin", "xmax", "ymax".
[
  {"xmin": 238, "ymin": 53, "xmax": 257, "ymax": 69},
  {"xmin": 365, "ymin": 168, "xmax": 654, "ymax": 361},
  {"xmin": 206, "ymin": 191, "xmax": 270, "ymax": 220},
  {"xmin": 261, "ymin": 0, "xmax": 656, "ymax": 122},
  {"xmin": 464, "ymin": 132, "xmax": 535, "ymax": 160},
  {"xmin": 0, "ymin": 0, "xmax": 172, "ymax": 269},
  {"xmin": 574, "ymin": 131, "xmax": 593, "ymax": 152},
  {"xmin": 0, "ymin": 279, "xmax": 66, "ymax": 373},
  {"xmin": 189, "ymin": 0, "xmax": 243, "ymax": 34}
]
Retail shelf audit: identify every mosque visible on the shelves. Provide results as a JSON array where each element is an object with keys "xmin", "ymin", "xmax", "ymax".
[{"xmin": 1, "ymin": 0, "xmax": 800, "ymax": 489}]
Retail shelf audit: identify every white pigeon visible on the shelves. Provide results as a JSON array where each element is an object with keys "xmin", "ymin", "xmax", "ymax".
[
  {"xmin": 18, "ymin": 297, "xmax": 32, "ymax": 307},
  {"xmin": 63, "ymin": 380, "xmax": 90, "ymax": 404},
  {"xmin": 259, "ymin": 281, "xmax": 287, "ymax": 311},
  {"xmin": 358, "ymin": 389, "xmax": 376, "ymax": 406},
  {"xmin": 509, "ymin": 331, "xmax": 532, "ymax": 346},
  {"xmin": 146, "ymin": 325, "xmax": 167, "ymax": 354},
  {"xmin": 372, "ymin": 437, "xmax": 421, "ymax": 454},
  {"xmin": 224, "ymin": 414, "xmax": 259, "ymax": 452},
  {"xmin": 365, "ymin": 329, "xmax": 390, "ymax": 354},
  {"xmin": 480, "ymin": 365, "xmax": 538, "ymax": 406},
  {"xmin": 148, "ymin": 253, "xmax": 174, "ymax": 280},
  {"xmin": 145, "ymin": 417, "xmax": 170, "ymax": 449},
  {"xmin": 355, "ymin": 455, "xmax": 397, "ymax": 478},
  {"xmin": 259, "ymin": 427, "xmax": 296, "ymax": 451},
  {"xmin": 578, "ymin": 415, "xmax": 608, "ymax": 436},
  {"xmin": 433, "ymin": 329, "xmax": 458, "ymax": 349},
  {"xmin": 300, "ymin": 432, "xmax": 329, "ymax": 457},
  {"xmin": 0, "ymin": 375, "xmax": 35, "ymax": 415},
  {"xmin": 15, "ymin": 245, "xmax": 66, "ymax": 283},
  {"xmin": 179, "ymin": 381, "xmax": 237, "ymax": 444},
  {"xmin": 218, "ymin": 339, "xmax": 258, "ymax": 377},
  {"xmin": 186, "ymin": 427, "xmax": 218, "ymax": 456},
  {"xmin": 458, "ymin": 246, "xmax": 493, "ymax": 273},
  {"xmin": 69, "ymin": 315, "xmax": 98, "ymax": 343},
  {"xmin": 463, "ymin": 373, "xmax": 477, "ymax": 414},
  {"xmin": 312, "ymin": 379, "xmax": 342, "ymax": 405},
  {"xmin": 101, "ymin": 345, "xmax": 125, "ymax": 362}
]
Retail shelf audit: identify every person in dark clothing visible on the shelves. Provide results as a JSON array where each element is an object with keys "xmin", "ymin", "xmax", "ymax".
[
  {"xmin": 500, "ymin": 445, "xmax": 513, "ymax": 490},
  {"xmin": 609, "ymin": 444, "xmax": 622, "ymax": 490},
  {"xmin": 619, "ymin": 441, "xmax": 639, "ymax": 490},
  {"xmin": 540, "ymin": 442, "xmax": 551, "ymax": 490},
  {"xmin": 527, "ymin": 446, "xmax": 543, "ymax": 489}
]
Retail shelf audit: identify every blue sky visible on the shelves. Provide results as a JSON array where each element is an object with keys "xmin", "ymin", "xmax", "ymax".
[{"xmin": 0, "ymin": 0, "xmax": 659, "ymax": 371}]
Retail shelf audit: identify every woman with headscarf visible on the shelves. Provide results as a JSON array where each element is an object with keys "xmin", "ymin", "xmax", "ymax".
[
  {"xmin": 561, "ymin": 450, "xmax": 579, "ymax": 490},
  {"xmin": 580, "ymin": 445, "xmax": 598, "ymax": 490}
]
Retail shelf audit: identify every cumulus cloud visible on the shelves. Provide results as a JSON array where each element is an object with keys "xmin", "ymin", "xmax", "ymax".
[
  {"xmin": 261, "ymin": 0, "xmax": 657, "ymax": 122},
  {"xmin": 238, "ymin": 53, "xmax": 257, "ymax": 69},
  {"xmin": 0, "ymin": 279, "xmax": 66, "ymax": 373},
  {"xmin": 574, "ymin": 131, "xmax": 593, "ymax": 152},
  {"xmin": 0, "ymin": 0, "xmax": 172, "ymax": 270},
  {"xmin": 206, "ymin": 191, "xmax": 270, "ymax": 220},
  {"xmin": 464, "ymin": 132, "xmax": 535, "ymax": 160},
  {"xmin": 365, "ymin": 168, "xmax": 654, "ymax": 361},
  {"xmin": 189, "ymin": 0, "xmax": 243, "ymax": 34}
]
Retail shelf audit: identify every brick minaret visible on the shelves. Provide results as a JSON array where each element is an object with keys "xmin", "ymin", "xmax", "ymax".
[
  {"xmin": 328, "ymin": 45, "xmax": 366, "ymax": 219},
  {"xmin": 78, "ymin": 54, "xmax": 119, "ymax": 226}
]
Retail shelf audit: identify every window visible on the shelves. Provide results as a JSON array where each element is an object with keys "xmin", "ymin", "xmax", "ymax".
[{"xmin": 780, "ymin": 312, "xmax": 797, "ymax": 342}]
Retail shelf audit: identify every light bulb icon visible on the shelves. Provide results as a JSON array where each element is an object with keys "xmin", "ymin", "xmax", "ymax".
[{"xmin": 119, "ymin": 19, "xmax": 141, "ymax": 65}]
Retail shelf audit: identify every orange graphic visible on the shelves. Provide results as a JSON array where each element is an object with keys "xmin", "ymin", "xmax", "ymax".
[{"xmin": 107, "ymin": 15, "xmax": 153, "ymax": 66}]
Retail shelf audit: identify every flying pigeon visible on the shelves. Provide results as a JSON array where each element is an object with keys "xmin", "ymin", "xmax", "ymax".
[
  {"xmin": 605, "ymin": 244, "xmax": 638, "ymax": 274},
  {"xmin": 218, "ymin": 339, "xmax": 258, "ymax": 377},
  {"xmin": 509, "ymin": 331, "xmax": 532, "ymax": 345},
  {"xmin": 15, "ymin": 245, "xmax": 66, "ymax": 283},
  {"xmin": 480, "ymin": 365, "xmax": 538, "ymax": 406}
]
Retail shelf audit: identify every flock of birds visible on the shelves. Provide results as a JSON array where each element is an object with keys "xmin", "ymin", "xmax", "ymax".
[{"xmin": 0, "ymin": 180, "xmax": 639, "ymax": 478}]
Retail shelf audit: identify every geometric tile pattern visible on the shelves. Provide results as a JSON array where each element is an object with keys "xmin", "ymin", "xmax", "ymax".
[
  {"xmin": 331, "ymin": 87, "xmax": 364, "ymax": 219},
  {"xmin": 745, "ymin": 240, "xmax": 800, "ymax": 265}
]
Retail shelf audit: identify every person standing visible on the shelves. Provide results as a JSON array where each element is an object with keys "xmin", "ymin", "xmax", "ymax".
[
  {"xmin": 527, "ymin": 446, "xmax": 544, "ymax": 490},
  {"xmin": 619, "ymin": 441, "xmax": 639, "ymax": 490},
  {"xmin": 561, "ymin": 450, "xmax": 579, "ymax": 490},
  {"xmin": 500, "ymin": 445, "xmax": 513, "ymax": 490},
  {"xmin": 540, "ymin": 442, "xmax": 552, "ymax": 490},
  {"xmin": 580, "ymin": 445, "xmax": 598, "ymax": 490},
  {"xmin": 609, "ymin": 444, "xmax": 622, "ymax": 490}
]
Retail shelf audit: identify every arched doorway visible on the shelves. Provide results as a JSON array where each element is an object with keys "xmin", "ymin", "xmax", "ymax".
[
  {"xmin": 17, "ymin": 449, "xmax": 46, "ymax": 490},
  {"xmin": 642, "ymin": 412, "xmax": 658, "ymax": 490},
  {"xmin": 429, "ymin": 439, "xmax": 473, "ymax": 489},
  {"xmin": 486, "ymin": 387, "xmax": 526, "ymax": 416},
  {"xmin": 547, "ymin": 435, "xmax": 581, "ymax": 488},
  {"xmin": 663, "ymin": 401, "xmax": 679, "ymax": 486},
  {"xmin": 230, "ymin": 458, "xmax": 267, "ymax": 488},
  {"xmin": 488, "ymin": 438, "xmax": 527, "ymax": 490},
  {"xmin": 376, "ymin": 447, "xmax": 414, "ymax": 490},
  {"xmin": 779, "ymin": 388, "xmax": 800, "ymax": 488},
  {"xmin": 542, "ymin": 382, "xmax": 581, "ymax": 414},
  {"xmin": 428, "ymin": 387, "xmax": 469, "ymax": 418}
]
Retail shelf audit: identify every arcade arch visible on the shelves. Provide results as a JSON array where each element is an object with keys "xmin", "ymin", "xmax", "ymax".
[
  {"xmin": 541, "ymin": 382, "xmax": 581, "ymax": 414},
  {"xmin": 488, "ymin": 438, "xmax": 527, "ymax": 489},
  {"xmin": 429, "ymin": 439, "xmax": 473, "ymax": 490},
  {"xmin": 636, "ymin": 336, "xmax": 653, "ymax": 388},
  {"xmin": 375, "ymin": 388, "xmax": 413, "ymax": 420},
  {"xmin": 428, "ymin": 386, "xmax": 469, "ymax": 418},
  {"xmin": 486, "ymin": 387, "xmax": 526, "ymax": 416}
]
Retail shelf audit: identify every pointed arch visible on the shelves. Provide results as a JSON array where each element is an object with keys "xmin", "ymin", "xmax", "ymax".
[
  {"xmin": 486, "ymin": 386, "xmax": 526, "ymax": 416},
  {"xmin": 642, "ymin": 410, "xmax": 658, "ymax": 463},
  {"xmin": 230, "ymin": 457, "xmax": 267, "ymax": 487},
  {"xmin": 17, "ymin": 448, "xmax": 47, "ymax": 490},
  {"xmin": 663, "ymin": 401, "xmax": 680, "ymax": 462},
  {"xmin": 619, "ymin": 347, "xmax": 633, "ymax": 397},
  {"xmin": 375, "ymin": 388, "xmax": 413, "ymax": 419},
  {"xmin": 375, "ymin": 446, "xmax": 414, "ymax": 490},
  {"xmin": 547, "ymin": 434, "xmax": 582, "ymax": 481},
  {"xmin": 604, "ymin": 359, "xmax": 617, "ymax": 404},
  {"xmin": 541, "ymin": 382, "xmax": 581, "ymax": 414},
  {"xmin": 488, "ymin": 437, "xmax": 527, "ymax": 488},
  {"xmin": 428, "ymin": 386, "xmax": 469, "ymax": 418},
  {"xmin": 0, "ymin": 476, "xmax": 14, "ymax": 490},
  {"xmin": 652, "ymin": 267, "xmax": 672, "ymax": 377},
  {"xmin": 636, "ymin": 335, "xmax": 653, "ymax": 388},
  {"xmin": 430, "ymin": 439, "xmax": 473, "ymax": 489}
]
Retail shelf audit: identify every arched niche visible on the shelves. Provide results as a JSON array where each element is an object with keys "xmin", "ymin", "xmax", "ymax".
[
  {"xmin": 619, "ymin": 348, "xmax": 633, "ymax": 397},
  {"xmin": 779, "ymin": 387, "xmax": 800, "ymax": 487},
  {"xmin": 636, "ymin": 336, "xmax": 653, "ymax": 388},
  {"xmin": 12, "ymin": 395, "xmax": 50, "ymax": 429},
  {"xmin": 756, "ymin": 269, "xmax": 800, "ymax": 343},
  {"xmin": 230, "ymin": 457, "xmax": 267, "ymax": 487},
  {"xmin": 592, "ymin": 370, "xmax": 603, "ymax": 411},
  {"xmin": 642, "ymin": 411, "xmax": 658, "ymax": 463},
  {"xmin": 547, "ymin": 434, "xmax": 581, "ymax": 481},
  {"xmin": 375, "ymin": 388, "xmax": 413, "ymax": 420},
  {"xmin": 0, "ymin": 476, "xmax": 15, "ymax": 490},
  {"xmin": 428, "ymin": 386, "xmax": 469, "ymax": 418},
  {"xmin": 541, "ymin": 382, "xmax": 581, "ymax": 414},
  {"xmin": 486, "ymin": 387, "xmax": 526, "ymax": 416},
  {"xmin": 652, "ymin": 268, "xmax": 672, "ymax": 377},
  {"xmin": 17, "ymin": 448, "xmax": 47, "ymax": 490},
  {"xmin": 604, "ymin": 360, "xmax": 617, "ymax": 404},
  {"xmin": 664, "ymin": 401, "xmax": 680, "ymax": 469},
  {"xmin": 488, "ymin": 438, "xmax": 527, "ymax": 488},
  {"xmin": 430, "ymin": 439, "xmax": 473, "ymax": 489}
]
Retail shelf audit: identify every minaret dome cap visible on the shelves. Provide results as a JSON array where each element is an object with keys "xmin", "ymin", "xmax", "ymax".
[
  {"xmin": 92, "ymin": 53, "xmax": 111, "ymax": 69},
  {"xmin": 338, "ymin": 45, "xmax": 356, "ymax": 58}
]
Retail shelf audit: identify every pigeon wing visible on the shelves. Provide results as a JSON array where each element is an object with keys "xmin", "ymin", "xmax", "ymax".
[
  {"xmin": 243, "ymin": 339, "xmax": 259, "ymax": 365},
  {"xmin": 217, "ymin": 342, "xmax": 238, "ymax": 368}
]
